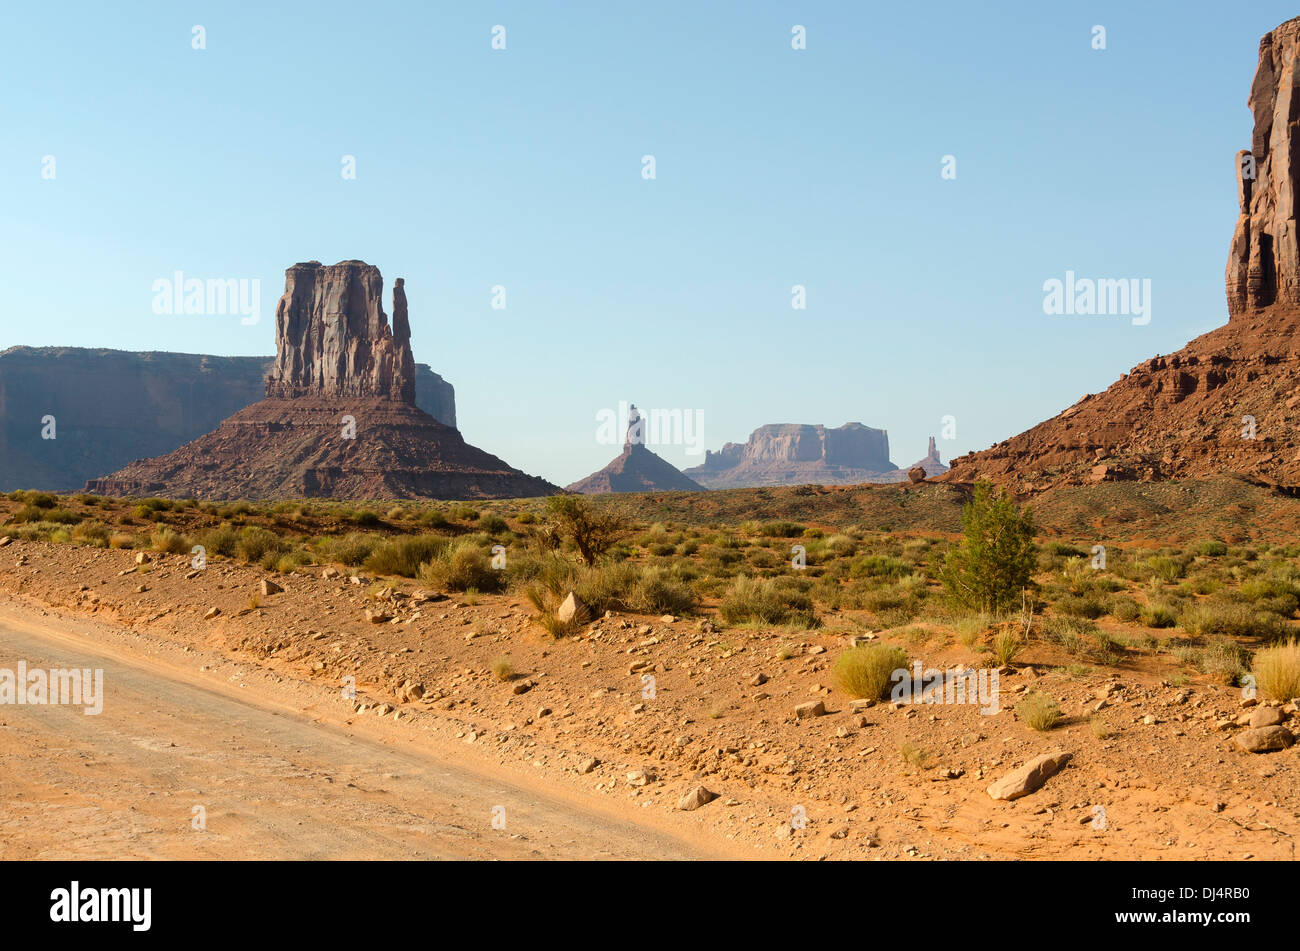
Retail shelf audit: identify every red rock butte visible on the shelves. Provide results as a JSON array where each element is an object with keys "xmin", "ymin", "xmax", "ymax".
[
  {"xmin": 86, "ymin": 261, "xmax": 557, "ymax": 500},
  {"xmin": 943, "ymin": 17, "xmax": 1300, "ymax": 494}
]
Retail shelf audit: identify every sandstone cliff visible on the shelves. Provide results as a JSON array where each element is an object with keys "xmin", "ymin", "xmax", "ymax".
[
  {"xmin": 0, "ymin": 346, "xmax": 454, "ymax": 492},
  {"xmin": 684, "ymin": 422, "xmax": 898, "ymax": 488},
  {"xmin": 1227, "ymin": 17, "xmax": 1300, "ymax": 318},
  {"xmin": 267, "ymin": 261, "xmax": 416, "ymax": 402}
]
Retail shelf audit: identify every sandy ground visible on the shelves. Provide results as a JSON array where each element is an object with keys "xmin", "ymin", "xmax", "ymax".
[
  {"xmin": 2, "ymin": 536, "xmax": 1299, "ymax": 860},
  {"xmin": 0, "ymin": 608, "xmax": 739, "ymax": 860}
]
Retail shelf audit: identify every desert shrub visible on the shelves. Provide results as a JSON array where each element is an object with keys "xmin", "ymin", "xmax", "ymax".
[
  {"xmin": 719, "ymin": 575, "xmax": 815, "ymax": 628},
  {"xmin": 1143, "ymin": 555, "xmax": 1189, "ymax": 583},
  {"xmin": 478, "ymin": 513, "xmax": 509, "ymax": 534},
  {"xmin": 363, "ymin": 535, "xmax": 448, "ymax": 578},
  {"xmin": 1252, "ymin": 639, "xmax": 1300, "ymax": 700},
  {"xmin": 1179, "ymin": 601, "xmax": 1287, "ymax": 640},
  {"xmin": 273, "ymin": 550, "xmax": 314, "ymax": 572},
  {"xmin": 515, "ymin": 511, "xmax": 537, "ymax": 525},
  {"xmin": 545, "ymin": 495, "xmax": 624, "ymax": 566},
  {"xmin": 151, "ymin": 528, "xmax": 192, "ymax": 555},
  {"xmin": 849, "ymin": 554, "xmax": 911, "ymax": 580},
  {"xmin": 1197, "ymin": 540, "xmax": 1229, "ymax": 557},
  {"xmin": 833, "ymin": 644, "xmax": 909, "ymax": 700},
  {"xmin": 506, "ymin": 550, "xmax": 581, "ymax": 591},
  {"xmin": 989, "ymin": 627, "xmax": 1023, "ymax": 665},
  {"xmin": 1040, "ymin": 616, "xmax": 1123, "ymax": 663},
  {"xmin": 952, "ymin": 613, "xmax": 992, "ymax": 649},
  {"xmin": 71, "ymin": 520, "xmax": 111, "ymax": 546},
  {"xmin": 940, "ymin": 480, "xmax": 1035, "ymax": 615},
  {"xmin": 234, "ymin": 526, "xmax": 285, "ymax": 563},
  {"xmin": 353, "ymin": 510, "xmax": 382, "ymax": 528},
  {"xmin": 1139, "ymin": 602, "xmax": 1178, "ymax": 628},
  {"xmin": 1045, "ymin": 541, "xmax": 1087, "ymax": 558},
  {"xmin": 759, "ymin": 521, "xmax": 805, "ymax": 538},
  {"xmin": 1199, "ymin": 636, "xmax": 1248, "ymax": 685},
  {"xmin": 19, "ymin": 492, "xmax": 57, "ymax": 509},
  {"xmin": 418, "ymin": 539, "xmax": 502, "ymax": 592},
  {"xmin": 623, "ymin": 566, "xmax": 697, "ymax": 615},
  {"xmin": 1109, "ymin": 595, "xmax": 1140, "ymax": 622},
  {"xmin": 490, "ymin": 656, "xmax": 515, "ymax": 682},
  {"xmin": 1057, "ymin": 594, "xmax": 1107, "ymax": 619},
  {"xmin": 417, "ymin": 510, "xmax": 450, "ymax": 529},
  {"xmin": 40, "ymin": 507, "xmax": 80, "ymax": 525},
  {"xmin": 315, "ymin": 532, "xmax": 381, "ymax": 567},
  {"xmin": 450, "ymin": 505, "xmax": 480, "ymax": 522},
  {"xmin": 196, "ymin": 523, "xmax": 239, "ymax": 559},
  {"xmin": 1017, "ymin": 691, "xmax": 1062, "ymax": 731}
]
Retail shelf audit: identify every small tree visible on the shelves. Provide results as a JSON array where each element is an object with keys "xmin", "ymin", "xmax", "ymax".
[
  {"xmin": 544, "ymin": 495, "xmax": 624, "ymax": 566},
  {"xmin": 941, "ymin": 480, "xmax": 1036, "ymax": 615}
]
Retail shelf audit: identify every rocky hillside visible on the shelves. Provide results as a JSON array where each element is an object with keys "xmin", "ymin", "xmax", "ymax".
[
  {"xmin": 0, "ymin": 346, "xmax": 455, "ymax": 492},
  {"xmin": 86, "ymin": 261, "xmax": 554, "ymax": 500},
  {"xmin": 945, "ymin": 17, "xmax": 1300, "ymax": 495}
]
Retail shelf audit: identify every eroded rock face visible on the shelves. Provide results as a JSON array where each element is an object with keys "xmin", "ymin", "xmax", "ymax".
[
  {"xmin": 1227, "ymin": 17, "xmax": 1300, "ymax": 318},
  {"xmin": 266, "ymin": 261, "xmax": 416, "ymax": 402}
]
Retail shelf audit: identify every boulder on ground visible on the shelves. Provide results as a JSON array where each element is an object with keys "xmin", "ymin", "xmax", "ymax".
[{"xmin": 986, "ymin": 751, "xmax": 1072, "ymax": 801}]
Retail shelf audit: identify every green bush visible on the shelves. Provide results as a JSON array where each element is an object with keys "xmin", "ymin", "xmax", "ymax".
[{"xmin": 940, "ymin": 480, "xmax": 1036, "ymax": 614}]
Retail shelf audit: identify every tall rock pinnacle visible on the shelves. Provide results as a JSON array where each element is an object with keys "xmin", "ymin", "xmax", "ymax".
[
  {"xmin": 266, "ymin": 260, "xmax": 416, "ymax": 402},
  {"xmin": 1227, "ymin": 17, "xmax": 1300, "ymax": 319}
]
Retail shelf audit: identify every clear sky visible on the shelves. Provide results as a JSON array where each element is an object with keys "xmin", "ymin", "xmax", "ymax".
[{"xmin": 2, "ymin": 1, "xmax": 1294, "ymax": 487}]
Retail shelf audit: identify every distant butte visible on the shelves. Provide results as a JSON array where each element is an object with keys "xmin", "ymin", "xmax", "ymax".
[{"xmin": 86, "ymin": 261, "xmax": 557, "ymax": 500}]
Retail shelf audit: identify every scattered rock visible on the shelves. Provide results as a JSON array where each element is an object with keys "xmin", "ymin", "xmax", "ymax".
[
  {"xmin": 1249, "ymin": 706, "xmax": 1285, "ymax": 728},
  {"xmin": 795, "ymin": 700, "xmax": 826, "ymax": 719},
  {"xmin": 986, "ymin": 751, "xmax": 1072, "ymax": 801},
  {"xmin": 1234, "ymin": 726, "xmax": 1295, "ymax": 753},
  {"xmin": 260, "ymin": 579, "xmax": 283, "ymax": 596},
  {"xmin": 676, "ymin": 785, "xmax": 718, "ymax": 811},
  {"xmin": 556, "ymin": 591, "xmax": 589, "ymax": 624}
]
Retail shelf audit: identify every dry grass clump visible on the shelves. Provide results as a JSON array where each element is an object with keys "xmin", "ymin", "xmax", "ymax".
[
  {"xmin": 1252, "ymin": 639, "xmax": 1300, "ymax": 700},
  {"xmin": 832, "ymin": 644, "xmax": 908, "ymax": 700},
  {"xmin": 1016, "ymin": 691, "xmax": 1062, "ymax": 731}
]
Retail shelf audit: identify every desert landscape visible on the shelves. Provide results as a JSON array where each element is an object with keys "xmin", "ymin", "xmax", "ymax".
[{"xmin": 6, "ymin": 8, "xmax": 1300, "ymax": 913}]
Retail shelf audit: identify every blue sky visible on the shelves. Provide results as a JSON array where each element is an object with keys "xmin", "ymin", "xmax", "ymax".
[{"xmin": 1, "ymin": 1, "xmax": 1293, "ymax": 487}]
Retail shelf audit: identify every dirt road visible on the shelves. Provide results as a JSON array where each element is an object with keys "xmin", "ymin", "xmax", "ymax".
[{"xmin": 0, "ymin": 614, "xmax": 727, "ymax": 860}]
